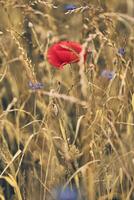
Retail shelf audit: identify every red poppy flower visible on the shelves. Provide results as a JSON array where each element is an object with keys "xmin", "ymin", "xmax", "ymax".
[{"xmin": 47, "ymin": 41, "xmax": 86, "ymax": 69}]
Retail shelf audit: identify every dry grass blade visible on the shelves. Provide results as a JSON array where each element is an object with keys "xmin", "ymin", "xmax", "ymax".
[
  {"xmin": 15, "ymin": 133, "xmax": 38, "ymax": 176},
  {"xmin": 73, "ymin": 115, "xmax": 84, "ymax": 145},
  {"xmin": 39, "ymin": 91, "xmax": 88, "ymax": 106},
  {"xmin": 0, "ymin": 174, "xmax": 22, "ymax": 200},
  {"xmin": 63, "ymin": 160, "xmax": 100, "ymax": 189},
  {"xmin": 0, "ymin": 150, "xmax": 21, "ymax": 176}
]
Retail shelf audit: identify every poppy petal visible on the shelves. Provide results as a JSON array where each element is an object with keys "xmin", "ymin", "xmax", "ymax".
[{"xmin": 47, "ymin": 47, "xmax": 63, "ymax": 68}]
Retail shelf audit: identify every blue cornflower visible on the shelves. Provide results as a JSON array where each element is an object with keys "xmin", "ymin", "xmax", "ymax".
[
  {"xmin": 57, "ymin": 186, "xmax": 78, "ymax": 200},
  {"xmin": 118, "ymin": 48, "xmax": 125, "ymax": 56},
  {"xmin": 64, "ymin": 4, "xmax": 77, "ymax": 11},
  {"xmin": 101, "ymin": 70, "xmax": 115, "ymax": 80},
  {"xmin": 28, "ymin": 81, "xmax": 44, "ymax": 90}
]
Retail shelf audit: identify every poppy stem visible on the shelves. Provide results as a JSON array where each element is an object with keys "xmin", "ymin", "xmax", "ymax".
[{"xmin": 69, "ymin": 64, "xmax": 82, "ymax": 118}]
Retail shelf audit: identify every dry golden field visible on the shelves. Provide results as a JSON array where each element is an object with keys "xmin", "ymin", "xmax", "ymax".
[{"xmin": 0, "ymin": 0, "xmax": 134, "ymax": 199}]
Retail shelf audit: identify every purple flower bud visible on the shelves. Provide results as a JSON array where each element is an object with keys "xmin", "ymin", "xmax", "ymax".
[
  {"xmin": 64, "ymin": 4, "xmax": 77, "ymax": 11},
  {"xmin": 118, "ymin": 48, "xmax": 125, "ymax": 56},
  {"xmin": 57, "ymin": 186, "xmax": 78, "ymax": 200},
  {"xmin": 28, "ymin": 81, "xmax": 44, "ymax": 90},
  {"xmin": 101, "ymin": 70, "xmax": 115, "ymax": 80}
]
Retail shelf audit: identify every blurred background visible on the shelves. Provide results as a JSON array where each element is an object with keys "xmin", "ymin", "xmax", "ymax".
[{"xmin": 0, "ymin": 0, "xmax": 134, "ymax": 199}]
